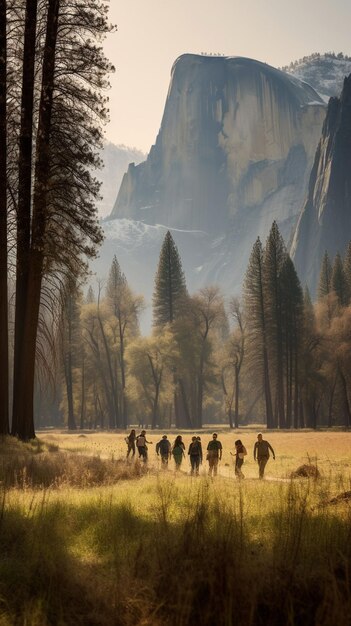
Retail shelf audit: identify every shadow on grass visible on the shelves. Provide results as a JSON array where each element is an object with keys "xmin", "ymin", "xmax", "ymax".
[{"xmin": 0, "ymin": 477, "xmax": 350, "ymax": 626}]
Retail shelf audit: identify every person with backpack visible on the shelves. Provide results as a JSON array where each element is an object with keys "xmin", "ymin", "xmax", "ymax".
[
  {"xmin": 206, "ymin": 433, "xmax": 222, "ymax": 477},
  {"xmin": 234, "ymin": 439, "xmax": 247, "ymax": 479},
  {"xmin": 156, "ymin": 435, "xmax": 171, "ymax": 467},
  {"xmin": 136, "ymin": 430, "xmax": 152, "ymax": 462},
  {"xmin": 172, "ymin": 435, "xmax": 185, "ymax": 470},
  {"xmin": 125, "ymin": 429, "xmax": 136, "ymax": 458},
  {"xmin": 188, "ymin": 436, "xmax": 203, "ymax": 475}
]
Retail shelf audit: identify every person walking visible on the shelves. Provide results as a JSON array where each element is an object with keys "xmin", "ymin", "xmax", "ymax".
[
  {"xmin": 126, "ymin": 429, "xmax": 136, "ymax": 458},
  {"xmin": 136, "ymin": 430, "xmax": 152, "ymax": 462},
  {"xmin": 253, "ymin": 433, "xmax": 275, "ymax": 479},
  {"xmin": 156, "ymin": 435, "xmax": 171, "ymax": 467},
  {"xmin": 206, "ymin": 433, "xmax": 222, "ymax": 477},
  {"xmin": 234, "ymin": 439, "xmax": 247, "ymax": 479},
  {"xmin": 188, "ymin": 436, "xmax": 203, "ymax": 475},
  {"xmin": 172, "ymin": 435, "xmax": 185, "ymax": 470}
]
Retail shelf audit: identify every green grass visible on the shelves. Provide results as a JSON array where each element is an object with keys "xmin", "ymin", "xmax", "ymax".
[{"xmin": 0, "ymin": 434, "xmax": 350, "ymax": 625}]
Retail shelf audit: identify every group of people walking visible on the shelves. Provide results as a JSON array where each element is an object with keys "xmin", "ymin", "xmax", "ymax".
[{"xmin": 125, "ymin": 430, "xmax": 275, "ymax": 479}]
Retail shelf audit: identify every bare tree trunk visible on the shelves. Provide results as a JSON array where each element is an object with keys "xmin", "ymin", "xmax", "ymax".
[
  {"xmin": 328, "ymin": 374, "xmax": 337, "ymax": 428},
  {"xmin": 64, "ymin": 347, "xmax": 76, "ymax": 430},
  {"xmin": 80, "ymin": 356, "xmax": 85, "ymax": 429},
  {"xmin": 293, "ymin": 349, "xmax": 299, "ymax": 428},
  {"xmin": 234, "ymin": 366, "xmax": 239, "ymax": 428},
  {"xmin": 263, "ymin": 346, "xmax": 273, "ymax": 427},
  {"xmin": 197, "ymin": 351, "xmax": 205, "ymax": 428},
  {"xmin": 339, "ymin": 368, "xmax": 351, "ymax": 429},
  {"xmin": 97, "ymin": 314, "xmax": 119, "ymax": 428},
  {"xmin": 151, "ymin": 384, "xmax": 160, "ymax": 429},
  {"xmin": 0, "ymin": 0, "xmax": 8, "ymax": 435},
  {"xmin": 12, "ymin": 0, "xmax": 38, "ymax": 438},
  {"xmin": 118, "ymin": 320, "xmax": 128, "ymax": 427}
]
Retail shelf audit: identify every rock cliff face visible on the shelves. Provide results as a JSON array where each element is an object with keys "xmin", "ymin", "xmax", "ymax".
[
  {"xmin": 112, "ymin": 54, "xmax": 325, "ymax": 238},
  {"xmin": 291, "ymin": 75, "xmax": 351, "ymax": 293}
]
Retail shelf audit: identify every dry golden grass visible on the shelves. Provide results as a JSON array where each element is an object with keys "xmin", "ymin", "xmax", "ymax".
[{"xmin": 0, "ymin": 431, "xmax": 350, "ymax": 625}]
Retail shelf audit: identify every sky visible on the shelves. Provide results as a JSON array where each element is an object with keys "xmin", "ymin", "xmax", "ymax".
[{"xmin": 104, "ymin": 0, "xmax": 351, "ymax": 153}]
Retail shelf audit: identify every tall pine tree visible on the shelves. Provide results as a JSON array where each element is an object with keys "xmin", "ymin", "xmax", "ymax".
[
  {"xmin": 317, "ymin": 251, "xmax": 332, "ymax": 300},
  {"xmin": 243, "ymin": 237, "xmax": 273, "ymax": 427},
  {"xmin": 343, "ymin": 241, "xmax": 351, "ymax": 296},
  {"xmin": 332, "ymin": 252, "xmax": 349, "ymax": 307},
  {"xmin": 263, "ymin": 221, "xmax": 287, "ymax": 428},
  {"xmin": 280, "ymin": 255, "xmax": 304, "ymax": 428},
  {"xmin": 153, "ymin": 231, "xmax": 191, "ymax": 427},
  {"xmin": 153, "ymin": 231, "xmax": 187, "ymax": 327}
]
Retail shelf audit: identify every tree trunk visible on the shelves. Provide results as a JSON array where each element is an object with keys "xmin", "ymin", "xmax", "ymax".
[
  {"xmin": 118, "ymin": 321, "xmax": 128, "ymax": 427},
  {"xmin": 64, "ymin": 348, "xmax": 76, "ymax": 430},
  {"xmin": 80, "ymin": 357, "xmax": 85, "ymax": 429},
  {"xmin": 328, "ymin": 374, "xmax": 337, "ymax": 428},
  {"xmin": 0, "ymin": 0, "xmax": 8, "ymax": 435},
  {"xmin": 234, "ymin": 366, "xmax": 239, "ymax": 428},
  {"xmin": 151, "ymin": 384, "xmax": 160, "ymax": 429},
  {"xmin": 293, "ymin": 349, "xmax": 299, "ymax": 428},
  {"xmin": 263, "ymin": 345, "xmax": 273, "ymax": 428},
  {"xmin": 12, "ymin": 0, "xmax": 38, "ymax": 438},
  {"xmin": 97, "ymin": 315, "xmax": 119, "ymax": 428},
  {"xmin": 339, "ymin": 368, "xmax": 351, "ymax": 429},
  {"xmin": 13, "ymin": 0, "xmax": 61, "ymax": 440},
  {"xmin": 197, "ymin": 352, "xmax": 205, "ymax": 428}
]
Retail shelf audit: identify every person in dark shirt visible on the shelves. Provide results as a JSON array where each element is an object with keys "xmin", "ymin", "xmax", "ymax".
[
  {"xmin": 253, "ymin": 433, "xmax": 275, "ymax": 479},
  {"xmin": 234, "ymin": 439, "xmax": 247, "ymax": 479},
  {"xmin": 156, "ymin": 435, "xmax": 171, "ymax": 467},
  {"xmin": 126, "ymin": 429, "xmax": 136, "ymax": 458},
  {"xmin": 188, "ymin": 436, "xmax": 203, "ymax": 475},
  {"xmin": 206, "ymin": 433, "xmax": 222, "ymax": 477}
]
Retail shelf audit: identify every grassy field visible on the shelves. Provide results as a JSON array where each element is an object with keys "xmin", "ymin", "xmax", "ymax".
[
  {"xmin": 37, "ymin": 428, "xmax": 351, "ymax": 482},
  {"xmin": 0, "ymin": 430, "xmax": 350, "ymax": 625}
]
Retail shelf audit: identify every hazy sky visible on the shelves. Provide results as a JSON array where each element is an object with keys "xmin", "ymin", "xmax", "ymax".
[{"xmin": 104, "ymin": 0, "xmax": 351, "ymax": 153}]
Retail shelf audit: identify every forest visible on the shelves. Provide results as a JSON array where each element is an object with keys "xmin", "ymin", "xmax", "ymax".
[{"xmin": 37, "ymin": 224, "xmax": 351, "ymax": 433}]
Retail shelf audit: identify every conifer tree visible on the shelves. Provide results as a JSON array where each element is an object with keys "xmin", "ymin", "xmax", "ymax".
[
  {"xmin": 263, "ymin": 221, "xmax": 287, "ymax": 428},
  {"xmin": 280, "ymin": 255, "xmax": 304, "ymax": 428},
  {"xmin": 243, "ymin": 237, "xmax": 273, "ymax": 427},
  {"xmin": 11, "ymin": 0, "xmax": 112, "ymax": 439},
  {"xmin": 317, "ymin": 251, "xmax": 333, "ymax": 300},
  {"xmin": 343, "ymin": 241, "xmax": 351, "ymax": 295},
  {"xmin": 331, "ymin": 252, "xmax": 349, "ymax": 307},
  {"xmin": 153, "ymin": 231, "xmax": 191, "ymax": 427},
  {"xmin": 153, "ymin": 231, "xmax": 187, "ymax": 327}
]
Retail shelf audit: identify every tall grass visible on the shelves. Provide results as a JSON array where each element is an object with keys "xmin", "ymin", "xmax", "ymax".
[{"xmin": 0, "ymin": 438, "xmax": 350, "ymax": 625}]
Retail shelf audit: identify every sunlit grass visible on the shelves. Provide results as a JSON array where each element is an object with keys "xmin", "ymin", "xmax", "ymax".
[
  {"xmin": 0, "ymin": 432, "xmax": 350, "ymax": 624},
  {"xmin": 37, "ymin": 428, "xmax": 351, "ymax": 484}
]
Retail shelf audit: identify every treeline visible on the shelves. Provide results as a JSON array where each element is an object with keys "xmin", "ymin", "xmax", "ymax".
[
  {"xmin": 280, "ymin": 51, "xmax": 351, "ymax": 72},
  {"xmin": 45, "ymin": 224, "xmax": 351, "ymax": 431}
]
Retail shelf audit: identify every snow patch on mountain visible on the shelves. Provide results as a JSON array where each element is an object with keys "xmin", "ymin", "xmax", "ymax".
[{"xmin": 282, "ymin": 53, "xmax": 351, "ymax": 99}]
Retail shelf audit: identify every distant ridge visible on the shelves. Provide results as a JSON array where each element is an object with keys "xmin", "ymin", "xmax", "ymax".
[{"xmin": 281, "ymin": 52, "xmax": 351, "ymax": 99}]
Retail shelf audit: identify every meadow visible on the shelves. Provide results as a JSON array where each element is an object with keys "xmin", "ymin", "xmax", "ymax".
[{"xmin": 0, "ymin": 429, "xmax": 350, "ymax": 625}]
